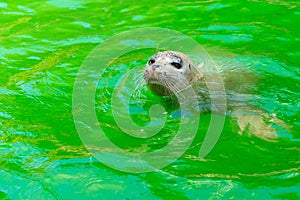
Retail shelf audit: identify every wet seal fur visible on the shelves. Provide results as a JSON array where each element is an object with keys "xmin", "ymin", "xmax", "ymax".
[{"xmin": 143, "ymin": 51, "xmax": 202, "ymax": 96}]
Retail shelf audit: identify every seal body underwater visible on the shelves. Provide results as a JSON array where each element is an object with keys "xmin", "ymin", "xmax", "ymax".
[{"xmin": 143, "ymin": 51, "xmax": 288, "ymax": 141}]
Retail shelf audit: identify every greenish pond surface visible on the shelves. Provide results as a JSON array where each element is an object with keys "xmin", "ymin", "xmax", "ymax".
[{"xmin": 1, "ymin": 0, "xmax": 300, "ymax": 199}]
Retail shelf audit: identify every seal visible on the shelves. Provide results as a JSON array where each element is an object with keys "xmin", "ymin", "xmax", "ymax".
[
  {"xmin": 143, "ymin": 51, "xmax": 203, "ymax": 96},
  {"xmin": 142, "ymin": 51, "xmax": 289, "ymax": 141}
]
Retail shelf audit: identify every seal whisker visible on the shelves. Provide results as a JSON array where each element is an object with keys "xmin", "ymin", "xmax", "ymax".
[
  {"xmin": 133, "ymin": 73, "xmax": 147, "ymax": 98},
  {"xmin": 162, "ymin": 78, "xmax": 180, "ymax": 96}
]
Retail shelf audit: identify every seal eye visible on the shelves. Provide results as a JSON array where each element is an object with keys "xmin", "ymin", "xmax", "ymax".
[
  {"xmin": 148, "ymin": 59, "xmax": 155, "ymax": 65},
  {"xmin": 171, "ymin": 62, "xmax": 182, "ymax": 69}
]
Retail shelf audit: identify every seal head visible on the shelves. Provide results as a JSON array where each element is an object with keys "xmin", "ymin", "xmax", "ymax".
[{"xmin": 143, "ymin": 51, "xmax": 202, "ymax": 96}]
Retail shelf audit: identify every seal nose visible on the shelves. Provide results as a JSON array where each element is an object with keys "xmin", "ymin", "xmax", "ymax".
[{"xmin": 152, "ymin": 65, "xmax": 160, "ymax": 71}]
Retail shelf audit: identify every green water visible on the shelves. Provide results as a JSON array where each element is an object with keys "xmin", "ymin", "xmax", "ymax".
[{"xmin": 1, "ymin": 0, "xmax": 300, "ymax": 199}]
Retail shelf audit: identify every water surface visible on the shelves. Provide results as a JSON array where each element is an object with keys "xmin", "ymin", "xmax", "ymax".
[{"xmin": 1, "ymin": 0, "xmax": 300, "ymax": 199}]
